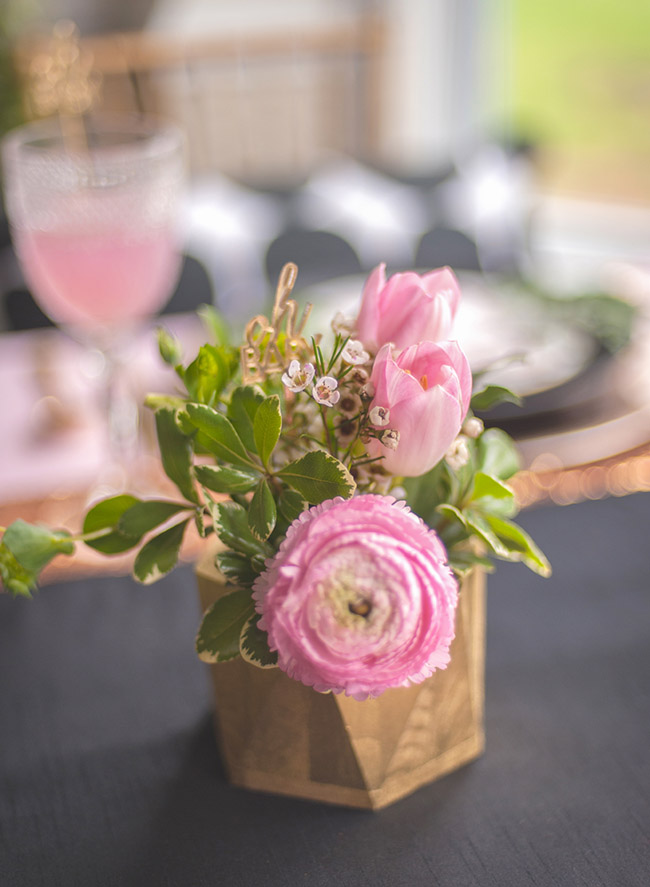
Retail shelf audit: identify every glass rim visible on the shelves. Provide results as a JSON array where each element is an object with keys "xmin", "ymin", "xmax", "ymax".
[{"xmin": 1, "ymin": 113, "xmax": 185, "ymax": 165}]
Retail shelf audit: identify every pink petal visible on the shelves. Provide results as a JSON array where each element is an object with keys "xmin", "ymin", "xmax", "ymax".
[{"xmin": 356, "ymin": 263, "xmax": 386, "ymax": 347}]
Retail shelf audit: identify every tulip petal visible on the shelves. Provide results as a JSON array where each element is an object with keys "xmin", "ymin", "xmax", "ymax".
[
  {"xmin": 421, "ymin": 267, "xmax": 461, "ymax": 316},
  {"xmin": 356, "ymin": 263, "xmax": 386, "ymax": 347},
  {"xmin": 367, "ymin": 339, "xmax": 472, "ymax": 476}
]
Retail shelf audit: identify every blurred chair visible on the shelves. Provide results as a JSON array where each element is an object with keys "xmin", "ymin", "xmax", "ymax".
[
  {"xmin": 265, "ymin": 228, "xmax": 361, "ymax": 291},
  {"xmin": 294, "ymin": 158, "xmax": 429, "ymax": 269},
  {"xmin": 415, "ymin": 227, "xmax": 481, "ymax": 272},
  {"xmin": 12, "ymin": 16, "xmax": 386, "ymax": 184}
]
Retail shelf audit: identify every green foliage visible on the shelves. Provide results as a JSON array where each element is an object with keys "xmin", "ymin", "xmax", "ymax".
[
  {"xmin": 154, "ymin": 409, "xmax": 199, "ymax": 504},
  {"xmin": 216, "ymin": 550, "xmax": 261, "ymax": 587},
  {"xmin": 278, "ymin": 451, "xmax": 356, "ymax": 504},
  {"xmin": 210, "ymin": 501, "xmax": 273, "ymax": 562},
  {"xmin": 197, "ymin": 304, "xmax": 231, "ymax": 347},
  {"xmin": 181, "ymin": 344, "xmax": 239, "ymax": 406},
  {"xmin": 404, "ymin": 422, "xmax": 549, "ymax": 579},
  {"xmin": 185, "ymin": 403, "xmax": 257, "ymax": 470},
  {"xmin": 0, "ymin": 521, "xmax": 74, "ymax": 595},
  {"xmin": 227, "ymin": 385, "xmax": 266, "ymax": 452},
  {"xmin": 470, "ymin": 472, "xmax": 518, "ymax": 518},
  {"xmin": 240, "ymin": 612, "xmax": 278, "ymax": 668},
  {"xmin": 0, "ymin": 543, "xmax": 36, "ymax": 597},
  {"xmin": 253, "ymin": 395, "xmax": 282, "ymax": 469},
  {"xmin": 278, "ymin": 489, "xmax": 308, "ymax": 524},
  {"xmin": 476, "ymin": 429, "xmax": 521, "ymax": 481},
  {"xmin": 196, "ymin": 588, "xmax": 255, "ymax": 663},
  {"xmin": 2, "ymin": 520, "xmax": 74, "ymax": 573},
  {"xmin": 471, "ymin": 385, "xmax": 522, "ymax": 412},
  {"xmin": 194, "ymin": 465, "xmax": 259, "ymax": 494},
  {"xmin": 156, "ymin": 326, "xmax": 184, "ymax": 367},
  {"xmin": 483, "ymin": 515, "xmax": 551, "ymax": 577},
  {"xmin": 118, "ymin": 501, "xmax": 192, "ymax": 539},
  {"xmin": 83, "ymin": 495, "xmax": 143, "ymax": 554},
  {"xmin": 247, "ymin": 479, "xmax": 277, "ymax": 541},
  {"xmin": 402, "ymin": 462, "xmax": 453, "ymax": 528},
  {"xmin": 133, "ymin": 519, "xmax": 189, "ymax": 584},
  {"xmin": 543, "ymin": 291, "xmax": 637, "ymax": 354}
]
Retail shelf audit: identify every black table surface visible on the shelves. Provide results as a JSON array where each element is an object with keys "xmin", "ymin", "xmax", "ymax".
[{"xmin": 1, "ymin": 493, "xmax": 649, "ymax": 886}]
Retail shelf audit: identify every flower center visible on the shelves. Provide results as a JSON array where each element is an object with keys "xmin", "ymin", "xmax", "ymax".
[
  {"xmin": 319, "ymin": 568, "xmax": 378, "ymax": 630},
  {"xmin": 348, "ymin": 599, "xmax": 372, "ymax": 618}
]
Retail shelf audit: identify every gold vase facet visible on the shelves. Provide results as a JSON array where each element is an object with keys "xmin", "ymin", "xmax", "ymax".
[{"xmin": 196, "ymin": 547, "xmax": 486, "ymax": 810}]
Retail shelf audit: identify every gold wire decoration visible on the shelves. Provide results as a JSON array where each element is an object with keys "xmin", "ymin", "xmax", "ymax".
[
  {"xmin": 26, "ymin": 20, "xmax": 101, "ymax": 150},
  {"xmin": 241, "ymin": 263, "xmax": 313, "ymax": 384}
]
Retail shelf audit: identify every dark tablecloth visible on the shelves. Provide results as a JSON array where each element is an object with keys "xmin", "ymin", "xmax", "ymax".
[{"xmin": 1, "ymin": 493, "xmax": 649, "ymax": 886}]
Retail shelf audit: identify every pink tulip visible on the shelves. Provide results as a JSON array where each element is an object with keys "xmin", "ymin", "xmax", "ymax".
[
  {"xmin": 367, "ymin": 340, "xmax": 472, "ymax": 476},
  {"xmin": 356, "ymin": 263, "xmax": 461, "ymax": 351}
]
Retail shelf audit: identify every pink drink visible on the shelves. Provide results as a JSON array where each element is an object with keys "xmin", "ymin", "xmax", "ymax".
[{"xmin": 15, "ymin": 225, "xmax": 179, "ymax": 331}]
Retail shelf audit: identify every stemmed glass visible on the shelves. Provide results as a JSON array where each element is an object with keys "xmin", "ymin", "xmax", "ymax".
[{"xmin": 2, "ymin": 114, "xmax": 185, "ymax": 492}]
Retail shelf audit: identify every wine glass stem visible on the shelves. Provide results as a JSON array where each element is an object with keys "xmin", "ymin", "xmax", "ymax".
[{"xmin": 103, "ymin": 348, "xmax": 139, "ymax": 473}]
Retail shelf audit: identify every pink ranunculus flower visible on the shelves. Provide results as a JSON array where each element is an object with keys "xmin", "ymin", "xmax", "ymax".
[
  {"xmin": 253, "ymin": 495, "xmax": 458, "ymax": 700},
  {"xmin": 367, "ymin": 340, "xmax": 472, "ymax": 477},
  {"xmin": 356, "ymin": 263, "xmax": 461, "ymax": 351}
]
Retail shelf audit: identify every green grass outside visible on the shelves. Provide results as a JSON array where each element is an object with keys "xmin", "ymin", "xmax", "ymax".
[{"xmin": 512, "ymin": 0, "xmax": 650, "ymax": 154}]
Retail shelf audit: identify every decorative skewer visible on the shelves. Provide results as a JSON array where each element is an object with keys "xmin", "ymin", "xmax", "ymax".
[{"xmin": 241, "ymin": 262, "xmax": 313, "ymax": 384}]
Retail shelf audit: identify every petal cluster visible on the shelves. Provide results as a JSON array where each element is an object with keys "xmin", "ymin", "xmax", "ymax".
[
  {"xmin": 253, "ymin": 495, "xmax": 458, "ymax": 699},
  {"xmin": 367, "ymin": 341, "xmax": 472, "ymax": 476},
  {"xmin": 356, "ymin": 263, "xmax": 461, "ymax": 351}
]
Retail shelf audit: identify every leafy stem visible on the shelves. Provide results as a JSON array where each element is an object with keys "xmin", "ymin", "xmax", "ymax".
[{"xmin": 319, "ymin": 403, "xmax": 337, "ymax": 458}]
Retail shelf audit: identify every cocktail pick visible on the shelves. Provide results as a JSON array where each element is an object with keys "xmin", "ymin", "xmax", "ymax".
[{"xmin": 241, "ymin": 263, "xmax": 313, "ymax": 384}]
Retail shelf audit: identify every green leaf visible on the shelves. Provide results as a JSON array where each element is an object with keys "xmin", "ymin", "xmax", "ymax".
[
  {"xmin": 154, "ymin": 408, "xmax": 199, "ymax": 504},
  {"xmin": 83, "ymin": 494, "xmax": 142, "ymax": 554},
  {"xmin": 0, "ymin": 542, "xmax": 36, "ymax": 597},
  {"xmin": 118, "ymin": 501, "xmax": 191, "ymax": 540},
  {"xmin": 253, "ymin": 395, "xmax": 282, "ymax": 468},
  {"xmin": 433, "ymin": 504, "xmax": 472, "ymax": 550},
  {"xmin": 475, "ymin": 428, "xmax": 521, "ymax": 480},
  {"xmin": 194, "ymin": 508, "xmax": 209, "ymax": 538},
  {"xmin": 2, "ymin": 520, "xmax": 74, "ymax": 574},
  {"xmin": 144, "ymin": 393, "xmax": 187, "ymax": 413},
  {"xmin": 465, "ymin": 512, "xmax": 510, "ymax": 558},
  {"xmin": 195, "ymin": 588, "xmax": 254, "ymax": 663},
  {"xmin": 278, "ymin": 488, "xmax": 308, "ymax": 524},
  {"xmin": 247, "ymin": 478, "xmax": 277, "ymax": 541},
  {"xmin": 185, "ymin": 403, "xmax": 256, "ymax": 470},
  {"xmin": 227, "ymin": 385, "xmax": 265, "ymax": 453},
  {"xmin": 471, "ymin": 385, "xmax": 522, "ymax": 412},
  {"xmin": 216, "ymin": 550, "xmax": 261, "ymax": 586},
  {"xmin": 194, "ymin": 464, "xmax": 259, "ymax": 494},
  {"xmin": 197, "ymin": 303, "xmax": 231, "ymax": 346},
  {"xmin": 403, "ymin": 461, "xmax": 453, "ymax": 525},
  {"xmin": 240, "ymin": 612, "xmax": 278, "ymax": 668},
  {"xmin": 133, "ymin": 519, "xmax": 189, "ymax": 584},
  {"xmin": 447, "ymin": 548, "xmax": 495, "ymax": 578},
  {"xmin": 277, "ymin": 450, "xmax": 356, "ymax": 504},
  {"xmin": 210, "ymin": 501, "xmax": 273, "ymax": 559},
  {"xmin": 435, "ymin": 503, "xmax": 468, "ymax": 528},
  {"xmin": 485, "ymin": 515, "xmax": 552, "ymax": 577},
  {"xmin": 156, "ymin": 326, "xmax": 183, "ymax": 367},
  {"xmin": 470, "ymin": 472, "xmax": 517, "ymax": 518},
  {"xmin": 183, "ymin": 344, "xmax": 238, "ymax": 406}
]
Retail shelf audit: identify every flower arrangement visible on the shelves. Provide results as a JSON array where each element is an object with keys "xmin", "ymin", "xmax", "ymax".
[{"xmin": 0, "ymin": 262, "xmax": 550, "ymax": 701}]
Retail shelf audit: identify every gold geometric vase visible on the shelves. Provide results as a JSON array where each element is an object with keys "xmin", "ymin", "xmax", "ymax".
[{"xmin": 196, "ymin": 548, "xmax": 486, "ymax": 810}]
